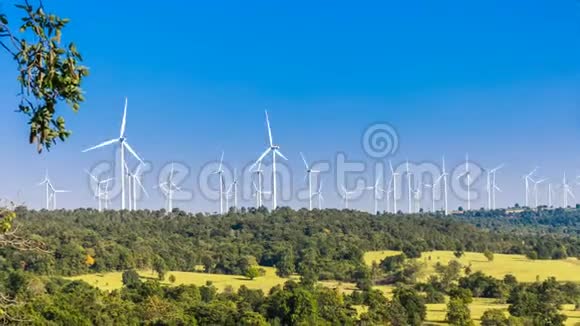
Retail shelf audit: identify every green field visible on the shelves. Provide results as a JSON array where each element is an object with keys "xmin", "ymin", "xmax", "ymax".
[
  {"xmin": 72, "ymin": 251, "xmax": 580, "ymax": 324},
  {"xmin": 365, "ymin": 250, "xmax": 580, "ymax": 283}
]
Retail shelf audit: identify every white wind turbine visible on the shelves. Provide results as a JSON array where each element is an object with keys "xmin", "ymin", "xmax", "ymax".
[
  {"xmin": 457, "ymin": 154, "xmax": 471, "ymax": 211},
  {"xmin": 341, "ymin": 185, "xmax": 355, "ymax": 209},
  {"xmin": 548, "ymin": 183, "xmax": 554, "ymax": 208},
  {"xmin": 424, "ymin": 176, "xmax": 442, "ymax": 213},
  {"xmin": 253, "ymin": 111, "xmax": 287, "ymax": 210},
  {"xmin": 562, "ymin": 173, "xmax": 575, "ymax": 208},
  {"xmin": 300, "ymin": 152, "xmax": 320, "ymax": 211},
  {"xmin": 159, "ymin": 164, "xmax": 181, "ymax": 213},
  {"xmin": 37, "ymin": 170, "xmax": 52, "ymax": 210},
  {"xmin": 523, "ymin": 167, "xmax": 538, "ymax": 207},
  {"xmin": 406, "ymin": 160, "xmax": 413, "ymax": 213},
  {"xmin": 486, "ymin": 164, "xmax": 504, "ymax": 210},
  {"xmin": 48, "ymin": 181, "xmax": 70, "ymax": 210},
  {"xmin": 225, "ymin": 169, "xmax": 239, "ymax": 211},
  {"xmin": 533, "ymin": 178, "xmax": 547, "ymax": 208},
  {"xmin": 440, "ymin": 157, "xmax": 449, "ymax": 215},
  {"xmin": 412, "ymin": 181, "xmax": 423, "ymax": 213},
  {"xmin": 82, "ymin": 98, "xmax": 144, "ymax": 210},
  {"xmin": 314, "ymin": 181, "xmax": 324, "ymax": 210},
  {"xmin": 86, "ymin": 170, "xmax": 113, "ymax": 212},
  {"xmin": 384, "ymin": 177, "xmax": 393, "ymax": 213},
  {"xmin": 366, "ymin": 174, "xmax": 383, "ymax": 214},
  {"xmin": 125, "ymin": 163, "xmax": 148, "ymax": 211},
  {"xmin": 252, "ymin": 181, "xmax": 271, "ymax": 208},
  {"xmin": 389, "ymin": 161, "xmax": 399, "ymax": 213},
  {"xmin": 252, "ymin": 161, "xmax": 265, "ymax": 208},
  {"xmin": 211, "ymin": 152, "xmax": 225, "ymax": 214}
]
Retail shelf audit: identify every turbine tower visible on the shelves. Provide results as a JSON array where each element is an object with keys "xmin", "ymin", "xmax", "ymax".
[
  {"xmin": 253, "ymin": 111, "xmax": 287, "ymax": 210},
  {"xmin": 440, "ymin": 157, "xmax": 449, "ymax": 215},
  {"xmin": 252, "ymin": 162, "xmax": 265, "ymax": 208},
  {"xmin": 252, "ymin": 181, "xmax": 270, "ymax": 208},
  {"xmin": 211, "ymin": 152, "xmax": 225, "ymax": 214},
  {"xmin": 37, "ymin": 170, "xmax": 52, "ymax": 210},
  {"xmin": 82, "ymin": 98, "xmax": 144, "ymax": 210},
  {"xmin": 562, "ymin": 173, "xmax": 575, "ymax": 207},
  {"xmin": 314, "ymin": 182, "xmax": 324, "ymax": 210},
  {"xmin": 389, "ymin": 161, "xmax": 399, "ymax": 214},
  {"xmin": 341, "ymin": 185, "xmax": 355, "ymax": 209},
  {"xmin": 159, "ymin": 164, "xmax": 181, "ymax": 213},
  {"xmin": 457, "ymin": 154, "xmax": 471, "ymax": 211},
  {"xmin": 300, "ymin": 152, "xmax": 320, "ymax": 210},
  {"xmin": 86, "ymin": 170, "xmax": 113, "ymax": 212},
  {"xmin": 366, "ymin": 174, "xmax": 383, "ymax": 214},
  {"xmin": 486, "ymin": 164, "xmax": 504, "ymax": 210},
  {"xmin": 406, "ymin": 160, "xmax": 413, "ymax": 213},
  {"xmin": 523, "ymin": 167, "xmax": 537, "ymax": 207},
  {"xmin": 533, "ymin": 178, "xmax": 547, "ymax": 208},
  {"xmin": 125, "ymin": 163, "xmax": 148, "ymax": 211}
]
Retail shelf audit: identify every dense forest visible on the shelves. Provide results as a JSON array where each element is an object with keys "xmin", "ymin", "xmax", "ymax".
[
  {"xmin": 5, "ymin": 207, "xmax": 580, "ymax": 280},
  {"xmin": 0, "ymin": 207, "xmax": 578, "ymax": 324}
]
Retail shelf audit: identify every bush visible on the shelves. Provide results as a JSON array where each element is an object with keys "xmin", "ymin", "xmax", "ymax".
[
  {"xmin": 168, "ymin": 274, "xmax": 176, "ymax": 284},
  {"xmin": 481, "ymin": 309, "xmax": 509, "ymax": 326}
]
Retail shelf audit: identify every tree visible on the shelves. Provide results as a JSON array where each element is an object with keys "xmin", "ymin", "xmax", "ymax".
[
  {"xmin": 454, "ymin": 247, "xmax": 465, "ymax": 259},
  {"xmin": 0, "ymin": 1, "xmax": 88, "ymax": 152},
  {"xmin": 168, "ymin": 274, "xmax": 176, "ymax": 284},
  {"xmin": 446, "ymin": 298, "xmax": 474, "ymax": 326},
  {"xmin": 153, "ymin": 258, "xmax": 167, "ymax": 281},
  {"xmin": 481, "ymin": 309, "xmax": 509, "ymax": 326},
  {"xmin": 122, "ymin": 269, "xmax": 141, "ymax": 289},
  {"xmin": 484, "ymin": 250, "xmax": 495, "ymax": 262},
  {"xmin": 245, "ymin": 266, "xmax": 261, "ymax": 280},
  {"xmin": 392, "ymin": 287, "xmax": 426, "ymax": 326}
]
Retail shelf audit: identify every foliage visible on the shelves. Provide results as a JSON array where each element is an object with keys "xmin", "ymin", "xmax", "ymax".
[
  {"xmin": 0, "ymin": 1, "xmax": 88, "ymax": 152},
  {"xmin": 446, "ymin": 297, "xmax": 474, "ymax": 326},
  {"xmin": 481, "ymin": 309, "xmax": 509, "ymax": 326}
]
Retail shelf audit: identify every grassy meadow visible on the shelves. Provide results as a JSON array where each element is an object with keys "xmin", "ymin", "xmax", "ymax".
[
  {"xmin": 365, "ymin": 250, "xmax": 580, "ymax": 283},
  {"xmin": 72, "ymin": 250, "xmax": 580, "ymax": 325}
]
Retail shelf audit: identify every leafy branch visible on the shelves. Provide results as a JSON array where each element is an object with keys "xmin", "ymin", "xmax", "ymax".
[{"xmin": 0, "ymin": 0, "xmax": 89, "ymax": 153}]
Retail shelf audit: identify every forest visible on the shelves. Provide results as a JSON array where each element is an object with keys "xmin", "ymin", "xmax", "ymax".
[{"xmin": 0, "ymin": 207, "xmax": 577, "ymax": 324}]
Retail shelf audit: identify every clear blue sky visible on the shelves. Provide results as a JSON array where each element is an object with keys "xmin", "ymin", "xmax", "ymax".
[{"xmin": 0, "ymin": 0, "xmax": 579, "ymax": 212}]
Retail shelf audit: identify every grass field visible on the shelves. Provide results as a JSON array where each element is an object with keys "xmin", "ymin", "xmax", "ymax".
[
  {"xmin": 365, "ymin": 250, "xmax": 580, "ymax": 283},
  {"xmin": 72, "ymin": 251, "xmax": 580, "ymax": 324}
]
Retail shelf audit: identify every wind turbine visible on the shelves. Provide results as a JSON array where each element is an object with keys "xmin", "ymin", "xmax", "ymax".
[
  {"xmin": 252, "ymin": 161, "xmax": 265, "ymax": 208},
  {"xmin": 424, "ymin": 176, "xmax": 442, "ymax": 212},
  {"xmin": 253, "ymin": 111, "xmax": 287, "ymax": 210},
  {"xmin": 486, "ymin": 164, "xmax": 504, "ymax": 210},
  {"xmin": 48, "ymin": 181, "xmax": 70, "ymax": 210},
  {"xmin": 224, "ymin": 169, "xmax": 239, "ymax": 211},
  {"xmin": 562, "ymin": 173, "xmax": 575, "ymax": 208},
  {"xmin": 252, "ymin": 181, "xmax": 271, "ymax": 208},
  {"xmin": 300, "ymin": 152, "xmax": 320, "ymax": 210},
  {"xmin": 125, "ymin": 163, "xmax": 148, "ymax": 211},
  {"xmin": 341, "ymin": 185, "xmax": 355, "ymax": 209},
  {"xmin": 86, "ymin": 170, "xmax": 113, "ymax": 212},
  {"xmin": 389, "ymin": 161, "xmax": 399, "ymax": 213},
  {"xmin": 211, "ymin": 152, "xmax": 225, "ymax": 214},
  {"xmin": 440, "ymin": 157, "xmax": 449, "ymax": 215},
  {"xmin": 406, "ymin": 161, "xmax": 413, "ymax": 213},
  {"xmin": 457, "ymin": 154, "xmax": 471, "ymax": 211},
  {"xmin": 314, "ymin": 181, "xmax": 324, "ymax": 210},
  {"xmin": 412, "ymin": 181, "xmax": 423, "ymax": 213},
  {"xmin": 82, "ymin": 98, "xmax": 144, "ymax": 210},
  {"xmin": 533, "ymin": 178, "xmax": 547, "ymax": 208},
  {"xmin": 159, "ymin": 164, "xmax": 181, "ymax": 213},
  {"xmin": 37, "ymin": 170, "xmax": 52, "ymax": 210},
  {"xmin": 548, "ymin": 183, "xmax": 554, "ymax": 208},
  {"xmin": 523, "ymin": 167, "xmax": 538, "ymax": 207},
  {"xmin": 366, "ymin": 174, "xmax": 383, "ymax": 214}
]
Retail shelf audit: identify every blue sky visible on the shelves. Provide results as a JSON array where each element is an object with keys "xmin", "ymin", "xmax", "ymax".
[{"xmin": 0, "ymin": 0, "xmax": 579, "ymax": 212}]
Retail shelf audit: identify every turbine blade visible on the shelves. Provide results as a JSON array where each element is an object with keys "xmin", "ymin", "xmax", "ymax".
[
  {"xmin": 124, "ymin": 142, "xmax": 144, "ymax": 164},
  {"xmin": 82, "ymin": 138, "xmax": 118, "ymax": 152},
  {"xmin": 135, "ymin": 177, "xmax": 149, "ymax": 198},
  {"xmin": 300, "ymin": 152, "xmax": 309, "ymax": 170},
  {"xmin": 275, "ymin": 150, "xmax": 288, "ymax": 160},
  {"xmin": 85, "ymin": 170, "xmax": 99, "ymax": 182},
  {"xmin": 120, "ymin": 97, "xmax": 128, "ymax": 138},
  {"xmin": 265, "ymin": 110, "xmax": 273, "ymax": 146},
  {"xmin": 253, "ymin": 148, "xmax": 271, "ymax": 168}
]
